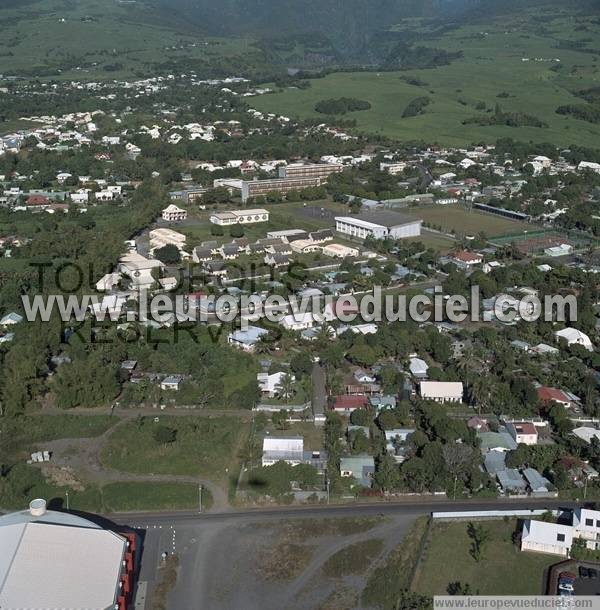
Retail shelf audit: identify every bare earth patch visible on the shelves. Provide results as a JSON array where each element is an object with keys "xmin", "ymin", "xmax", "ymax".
[{"xmin": 41, "ymin": 464, "xmax": 86, "ymax": 491}]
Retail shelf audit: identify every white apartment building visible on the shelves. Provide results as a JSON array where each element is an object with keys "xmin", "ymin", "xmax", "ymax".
[{"xmin": 161, "ymin": 204, "xmax": 187, "ymax": 222}]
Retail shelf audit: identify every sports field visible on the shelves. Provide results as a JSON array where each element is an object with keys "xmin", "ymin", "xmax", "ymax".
[
  {"xmin": 252, "ymin": 10, "xmax": 600, "ymax": 147},
  {"xmin": 414, "ymin": 205, "xmax": 532, "ymax": 238}
]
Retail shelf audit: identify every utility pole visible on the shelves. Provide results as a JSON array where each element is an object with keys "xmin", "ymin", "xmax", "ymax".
[
  {"xmin": 65, "ymin": 490, "xmax": 70, "ymax": 511},
  {"xmin": 584, "ymin": 473, "xmax": 588, "ymax": 500},
  {"xmin": 198, "ymin": 483, "xmax": 203, "ymax": 513},
  {"xmin": 326, "ymin": 472, "xmax": 330, "ymax": 505}
]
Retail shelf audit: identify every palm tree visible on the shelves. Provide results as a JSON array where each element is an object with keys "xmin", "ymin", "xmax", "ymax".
[
  {"xmin": 254, "ymin": 334, "xmax": 274, "ymax": 355},
  {"xmin": 276, "ymin": 373, "xmax": 295, "ymax": 404},
  {"xmin": 314, "ymin": 323, "xmax": 333, "ymax": 348},
  {"xmin": 471, "ymin": 377, "xmax": 491, "ymax": 414}
]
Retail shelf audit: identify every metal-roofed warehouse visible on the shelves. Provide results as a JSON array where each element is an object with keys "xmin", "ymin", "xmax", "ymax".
[{"xmin": 0, "ymin": 499, "xmax": 136, "ymax": 610}]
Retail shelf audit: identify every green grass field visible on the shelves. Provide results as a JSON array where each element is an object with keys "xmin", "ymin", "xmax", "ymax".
[
  {"xmin": 415, "ymin": 204, "xmax": 532, "ymax": 238},
  {"xmin": 0, "ymin": 0, "xmax": 257, "ymax": 80},
  {"xmin": 101, "ymin": 481, "xmax": 212, "ymax": 512},
  {"xmin": 251, "ymin": 10, "xmax": 600, "ymax": 147},
  {"xmin": 413, "ymin": 520, "xmax": 555, "ymax": 595},
  {"xmin": 101, "ymin": 415, "xmax": 249, "ymax": 481}
]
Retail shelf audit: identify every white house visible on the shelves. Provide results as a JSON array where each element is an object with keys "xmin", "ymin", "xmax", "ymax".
[
  {"xmin": 257, "ymin": 372, "xmax": 295, "ymax": 398},
  {"xmin": 579, "ymin": 161, "xmax": 600, "ymax": 174},
  {"xmin": 450, "ymin": 250, "xmax": 483, "ymax": 270},
  {"xmin": 280, "ymin": 312, "xmax": 316, "ymax": 331},
  {"xmin": 118, "ymin": 252, "xmax": 163, "ymax": 290},
  {"xmin": 572, "ymin": 427, "xmax": 600, "ymax": 445},
  {"xmin": 160, "ymin": 375, "xmax": 183, "ymax": 391},
  {"xmin": 70, "ymin": 190, "xmax": 89, "ymax": 204},
  {"xmin": 162, "ymin": 204, "xmax": 187, "ymax": 222},
  {"xmin": 419, "ymin": 381, "xmax": 463, "ymax": 403},
  {"xmin": 95, "ymin": 189, "xmax": 116, "ymax": 202},
  {"xmin": 0, "ymin": 312, "xmax": 23, "ymax": 326},
  {"xmin": 227, "ymin": 326, "xmax": 269, "ymax": 352},
  {"xmin": 506, "ymin": 421, "xmax": 538, "ymax": 445},
  {"xmin": 555, "ymin": 327, "xmax": 593, "ymax": 351}
]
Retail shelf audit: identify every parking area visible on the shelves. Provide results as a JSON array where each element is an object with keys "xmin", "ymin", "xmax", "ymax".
[
  {"xmin": 574, "ymin": 565, "xmax": 600, "ymax": 595},
  {"xmin": 547, "ymin": 561, "xmax": 600, "ymax": 595}
]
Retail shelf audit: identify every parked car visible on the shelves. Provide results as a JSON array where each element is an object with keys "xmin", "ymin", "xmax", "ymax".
[
  {"xmin": 560, "ymin": 572, "xmax": 577, "ymax": 581},
  {"xmin": 558, "ymin": 582, "xmax": 574, "ymax": 593},
  {"xmin": 558, "ymin": 575, "xmax": 575, "ymax": 593}
]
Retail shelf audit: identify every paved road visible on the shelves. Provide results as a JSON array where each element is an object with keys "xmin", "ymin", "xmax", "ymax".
[{"xmin": 109, "ymin": 497, "xmax": 581, "ymax": 610}]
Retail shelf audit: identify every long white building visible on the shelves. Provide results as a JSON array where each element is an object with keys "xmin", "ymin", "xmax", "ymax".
[
  {"xmin": 210, "ymin": 209, "xmax": 269, "ymax": 226},
  {"xmin": 335, "ymin": 211, "xmax": 422, "ymax": 240}
]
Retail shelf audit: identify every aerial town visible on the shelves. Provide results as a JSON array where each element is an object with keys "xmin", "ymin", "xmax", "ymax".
[{"xmin": 2, "ymin": 0, "xmax": 600, "ymax": 608}]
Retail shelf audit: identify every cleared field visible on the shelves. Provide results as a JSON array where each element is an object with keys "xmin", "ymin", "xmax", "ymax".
[
  {"xmin": 413, "ymin": 520, "xmax": 555, "ymax": 595},
  {"xmin": 415, "ymin": 205, "xmax": 531, "ymax": 238},
  {"xmin": 251, "ymin": 11, "xmax": 600, "ymax": 147},
  {"xmin": 101, "ymin": 416, "xmax": 249, "ymax": 481}
]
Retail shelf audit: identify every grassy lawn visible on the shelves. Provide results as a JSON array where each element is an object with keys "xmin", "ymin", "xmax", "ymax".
[
  {"xmin": 285, "ymin": 422, "xmax": 325, "ymax": 452},
  {"xmin": 251, "ymin": 12, "xmax": 600, "ymax": 147},
  {"xmin": 413, "ymin": 520, "xmax": 555, "ymax": 596},
  {"xmin": 415, "ymin": 205, "xmax": 532, "ymax": 238},
  {"xmin": 101, "ymin": 481, "xmax": 212, "ymax": 512},
  {"xmin": 100, "ymin": 416, "xmax": 249, "ymax": 481}
]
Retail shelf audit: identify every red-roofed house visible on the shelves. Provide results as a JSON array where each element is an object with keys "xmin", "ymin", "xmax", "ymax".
[
  {"xmin": 537, "ymin": 386, "xmax": 572, "ymax": 408},
  {"xmin": 332, "ymin": 395, "xmax": 368, "ymax": 414},
  {"xmin": 507, "ymin": 421, "xmax": 538, "ymax": 445},
  {"xmin": 25, "ymin": 195, "xmax": 50, "ymax": 208},
  {"xmin": 450, "ymin": 250, "xmax": 483, "ymax": 270}
]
